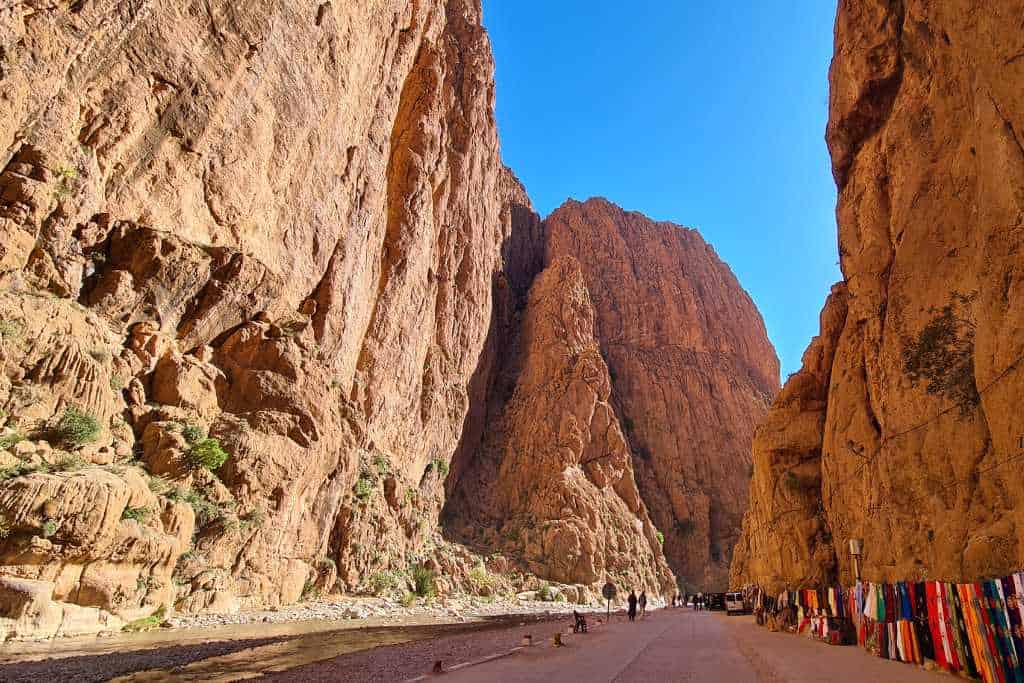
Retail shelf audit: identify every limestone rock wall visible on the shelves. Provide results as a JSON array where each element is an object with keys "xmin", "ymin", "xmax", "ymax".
[
  {"xmin": 0, "ymin": 0, "xmax": 513, "ymax": 633},
  {"xmin": 732, "ymin": 0, "xmax": 1024, "ymax": 592}
]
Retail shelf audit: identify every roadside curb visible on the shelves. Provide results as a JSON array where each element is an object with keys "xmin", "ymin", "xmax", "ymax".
[
  {"xmin": 402, "ymin": 614, "xmax": 622, "ymax": 681},
  {"xmin": 403, "ymin": 646, "xmax": 524, "ymax": 681}
]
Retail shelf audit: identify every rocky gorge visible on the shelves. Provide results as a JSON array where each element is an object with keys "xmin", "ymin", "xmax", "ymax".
[
  {"xmin": 0, "ymin": 0, "xmax": 777, "ymax": 639},
  {"xmin": 731, "ymin": 0, "xmax": 1024, "ymax": 592}
]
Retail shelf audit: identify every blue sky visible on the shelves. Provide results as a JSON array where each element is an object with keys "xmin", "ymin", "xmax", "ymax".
[{"xmin": 481, "ymin": 1, "xmax": 841, "ymax": 379}]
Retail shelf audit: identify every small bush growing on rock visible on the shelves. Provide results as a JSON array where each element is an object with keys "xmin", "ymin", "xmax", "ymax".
[
  {"xmin": 319, "ymin": 557, "xmax": 336, "ymax": 571},
  {"xmin": 122, "ymin": 506, "xmax": 152, "ymax": 523},
  {"xmin": 186, "ymin": 437, "xmax": 229, "ymax": 470},
  {"xmin": 400, "ymin": 591, "xmax": 417, "ymax": 607},
  {"xmin": 430, "ymin": 458, "xmax": 449, "ymax": 477},
  {"xmin": 656, "ymin": 530, "xmax": 665, "ymax": 545},
  {"xmin": 240, "ymin": 508, "xmax": 265, "ymax": 531},
  {"xmin": 301, "ymin": 579, "xmax": 319, "ymax": 601},
  {"xmin": 467, "ymin": 565, "xmax": 495, "ymax": 594},
  {"xmin": 184, "ymin": 489, "xmax": 224, "ymax": 528},
  {"xmin": 110, "ymin": 376, "xmax": 125, "ymax": 391},
  {"xmin": 42, "ymin": 520, "xmax": 57, "ymax": 538},
  {"xmin": 902, "ymin": 293, "xmax": 980, "ymax": 416},
  {"xmin": 52, "ymin": 454, "xmax": 86, "ymax": 472},
  {"xmin": 148, "ymin": 476, "xmax": 171, "ymax": 495},
  {"xmin": 404, "ymin": 487, "xmax": 418, "ymax": 505},
  {"xmin": 411, "ymin": 565, "xmax": 436, "ymax": 598},
  {"xmin": 181, "ymin": 424, "xmax": 204, "ymax": 445},
  {"xmin": 0, "ymin": 431, "xmax": 25, "ymax": 451},
  {"xmin": 122, "ymin": 605, "xmax": 166, "ymax": 632},
  {"xmin": 56, "ymin": 407, "xmax": 101, "ymax": 447},
  {"xmin": 0, "ymin": 461, "xmax": 42, "ymax": 481},
  {"xmin": 537, "ymin": 582, "xmax": 556, "ymax": 602},
  {"xmin": 373, "ymin": 455, "xmax": 391, "ymax": 476},
  {"xmin": 354, "ymin": 476, "xmax": 374, "ymax": 501},
  {"xmin": 369, "ymin": 570, "xmax": 402, "ymax": 596}
]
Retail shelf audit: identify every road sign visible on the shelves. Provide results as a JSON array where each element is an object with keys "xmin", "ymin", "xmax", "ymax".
[{"xmin": 602, "ymin": 582, "xmax": 616, "ymax": 600}]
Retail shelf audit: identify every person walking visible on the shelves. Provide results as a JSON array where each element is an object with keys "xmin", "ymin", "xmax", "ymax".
[
  {"xmin": 639, "ymin": 590, "xmax": 648, "ymax": 618},
  {"xmin": 627, "ymin": 590, "xmax": 638, "ymax": 622}
]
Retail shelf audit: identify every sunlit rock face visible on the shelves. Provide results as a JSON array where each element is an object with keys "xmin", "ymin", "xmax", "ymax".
[
  {"xmin": 0, "ymin": 0, "xmax": 514, "ymax": 635},
  {"xmin": 732, "ymin": 0, "xmax": 1024, "ymax": 593},
  {"xmin": 448, "ymin": 198, "xmax": 779, "ymax": 593}
]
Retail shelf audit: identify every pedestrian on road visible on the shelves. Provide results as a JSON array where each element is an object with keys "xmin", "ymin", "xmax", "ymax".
[
  {"xmin": 627, "ymin": 590, "xmax": 638, "ymax": 622},
  {"xmin": 639, "ymin": 590, "xmax": 647, "ymax": 618}
]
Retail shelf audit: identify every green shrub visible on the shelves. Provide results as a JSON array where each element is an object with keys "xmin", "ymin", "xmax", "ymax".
[
  {"xmin": 369, "ymin": 570, "xmax": 402, "ymax": 596},
  {"xmin": 56, "ymin": 407, "xmax": 101, "ymax": 447},
  {"xmin": 404, "ymin": 487, "xmax": 418, "ymax": 505},
  {"xmin": 400, "ymin": 591, "xmax": 417, "ymax": 607},
  {"xmin": 240, "ymin": 508, "xmax": 265, "ymax": 531},
  {"xmin": 184, "ymin": 490, "xmax": 223, "ymax": 528},
  {"xmin": 186, "ymin": 438, "xmax": 229, "ymax": 470},
  {"xmin": 42, "ymin": 520, "xmax": 58, "ymax": 538},
  {"xmin": 354, "ymin": 476, "xmax": 373, "ymax": 501},
  {"xmin": 52, "ymin": 454, "xmax": 86, "ymax": 472},
  {"xmin": 656, "ymin": 530, "xmax": 665, "ymax": 545},
  {"xmin": 148, "ymin": 476, "xmax": 171, "ymax": 495},
  {"xmin": 903, "ymin": 293, "xmax": 980, "ymax": 415},
  {"xmin": 411, "ymin": 565, "xmax": 436, "ymax": 598},
  {"xmin": 0, "ymin": 431, "xmax": 24, "ymax": 451},
  {"xmin": 122, "ymin": 605, "xmax": 166, "ymax": 632},
  {"xmin": 122, "ymin": 506, "xmax": 152, "ymax": 523},
  {"xmin": 430, "ymin": 458, "xmax": 449, "ymax": 477},
  {"xmin": 373, "ymin": 455, "xmax": 391, "ymax": 477},
  {"xmin": 301, "ymin": 579, "xmax": 319, "ymax": 600},
  {"xmin": 110, "ymin": 376, "xmax": 125, "ymax": 391},
  {"xmin": 319, "ymin": 557, "xmax": 336, "ymax": 571},
  {"xmin": 467, "ymin": 565, "xmax": 495, "ymax": 594},
  {"xmin": 181, "ymin": 424, "xmax": 204, "ymax": 445},
  {"xmin": 537, "ymin": 582, "xmax": 555, "ymax": 602}
]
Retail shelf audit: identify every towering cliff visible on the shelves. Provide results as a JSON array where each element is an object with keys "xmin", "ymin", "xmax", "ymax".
[
  {"xmin": 732, "ymin": 0, "xmax": 1024, "ymax": 592},
  {"xmin": 0, "ymin": 0, "xmax": 779, "ymax": 638},
  {"xmin": 0, "ymin": 0, "xmax": 521, "ymax": 636},
  {"xmin": 448, "ymin": 198, "xmax": 779, "ymax": 592}
]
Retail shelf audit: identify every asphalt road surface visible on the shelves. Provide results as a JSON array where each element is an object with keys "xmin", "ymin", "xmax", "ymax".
[{"xmin": 441, "ymin": 608, "xmax": 944, "ymax": 682}]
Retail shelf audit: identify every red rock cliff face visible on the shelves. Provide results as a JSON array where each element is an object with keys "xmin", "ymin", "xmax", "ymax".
[
  {"xmin": 448, "ymin": 198, "xmax": 780, "ymax": 593},
  {"xmin": 0, "ymin": 0, "xmax": 515, "ymax": 635},
  {"xmin": 732, "ymin": 0, "xmax": 1024, "ymax": 592},
  {"xmin": 545, "ymin": 200, "xmax": 779, "ymax": 590}
]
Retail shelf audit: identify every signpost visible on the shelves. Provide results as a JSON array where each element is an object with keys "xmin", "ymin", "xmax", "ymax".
[{"xmin": 602, "ymin": 581, "xmax": 617, "ymax": 622}]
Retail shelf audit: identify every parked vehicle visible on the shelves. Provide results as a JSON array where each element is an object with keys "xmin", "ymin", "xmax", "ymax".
[
  {"xmin": 706, "ymin": 592, "xmax": 726, "ymax": 611},
  {"xmin": 725, "ymin": 591, "xmax": 746, "ymax": 615}
]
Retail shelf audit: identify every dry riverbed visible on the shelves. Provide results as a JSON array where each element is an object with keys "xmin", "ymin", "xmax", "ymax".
[{"xmin": 0, "ymin": 595, "xmax": 606, "ymax": 682}]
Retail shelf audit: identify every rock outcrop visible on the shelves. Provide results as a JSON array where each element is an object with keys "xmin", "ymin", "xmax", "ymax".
[
  {"xmin": 732, "ymin": 0, "xmax": 1024, "ymax": 592},
  {"xmin": 448, "ymin": 198, "xmax": 780, "ymax": 593}
]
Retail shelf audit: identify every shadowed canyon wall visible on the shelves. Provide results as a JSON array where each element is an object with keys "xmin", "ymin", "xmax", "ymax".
[{"xmin": 732, "ymin": 0, "xmax": 1024, "ymax": 593}]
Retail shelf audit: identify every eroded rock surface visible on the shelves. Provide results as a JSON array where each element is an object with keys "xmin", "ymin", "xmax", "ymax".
[
  {"xmin": 449, "ymin": 198, "xmax": 779, "ymax": 592},
  {"xmin": 732, "ymin": 0, "xmax": 1024, "ymax": 592},
  {"xmin": 0, "ymin": 0, "xmax": 516, "ymax": 635}
]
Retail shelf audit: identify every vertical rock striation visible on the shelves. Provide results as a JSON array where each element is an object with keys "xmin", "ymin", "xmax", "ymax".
[
  {"xmin": 733, "ymin": 0, "xmax": 1024, "ymax": 592},
  {"xmin": 449, "ymin": 198, "xmax": 780, "ymax": 593}
]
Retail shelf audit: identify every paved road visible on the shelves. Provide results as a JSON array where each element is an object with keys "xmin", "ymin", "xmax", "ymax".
[{"xmin": 443, "ymin": 609, "xmax": 943, "ymax": 682}]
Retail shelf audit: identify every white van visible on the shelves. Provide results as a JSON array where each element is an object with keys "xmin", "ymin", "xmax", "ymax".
[{"xmin": 725, "ymin": 592, "xmax": 745, "ymax": 615}]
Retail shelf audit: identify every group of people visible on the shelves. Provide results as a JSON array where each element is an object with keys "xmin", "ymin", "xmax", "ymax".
[{"xmin": 626, "ymin": 589, "xmax": 648, "ymax": 621}]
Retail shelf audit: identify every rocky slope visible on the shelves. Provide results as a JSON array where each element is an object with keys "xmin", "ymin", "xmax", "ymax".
[
  {"xmin": 732, "ymin": 0, "xmax": 1024, "ymax": 592},
  {"xmin": 448, "ymin": 198, "xmax": 779, "ymax": 592}
]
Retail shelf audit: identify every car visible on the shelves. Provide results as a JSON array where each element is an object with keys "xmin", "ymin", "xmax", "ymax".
[
  {"xmin": 706, "ymin": 592, "xmax": 726, "ymax": 611},
  {"xmin": 725, "ymin": 591, "xmax": 746, "ymax": 615}
]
